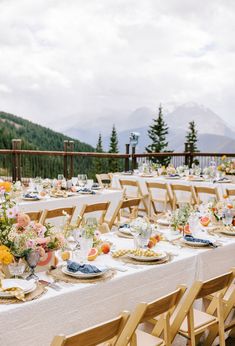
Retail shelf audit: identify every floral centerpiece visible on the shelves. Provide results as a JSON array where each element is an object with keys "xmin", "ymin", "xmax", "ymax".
[
  {"xmin": 217, "ymin": 156, "xmax": 235, "ymax": 175},
  {"xmin": 0, "ymin": 194, "xmax": 64, "ymax": 276},
  {"xmin": 170, "ymin": 204, "xmax": 193, "ymax": 234},
  {"xmin": 166, "ymin": 164, "xmax": 176, "ymax": 175}
]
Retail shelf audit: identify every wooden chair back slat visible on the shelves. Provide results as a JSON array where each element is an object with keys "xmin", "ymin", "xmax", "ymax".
[
  {"xmin": 194, "ymin": 186, "xmax": 220, "ymax": 203},
  {"xmin": 77, "ymin": 202, "xmax": 110, "ymax": 229},
  {"xmin": 51, "ymin": 312, "xmax": 129, "ymax": 346},
  {"xmin": 140, "ymin": 288, "xmax": 185, "ymax": 323},
  {"xmin": 170, "ymin": 184, "xmax": 196, "ymax": 209},
  {"xmin": 26, "ymin": 211, "xmax": 43, "ymax": 223},
  {"xmin": 108, "ymin": 198, "xmax": 141, "ymax": 229},
  {"xmin": 196, "ymin": 272, "xmax": 234, "ymax": 299},
  {"xmin": 226, "ymin": 189, "xmax": 235, "ymax": 198},
  {"xmin": 96, "ymin": 174, "xmax": 112, "ymax": 188},
  {"xmin": 41, "ymin": 207, "xmax": 76, "ymax": 225},
  {"xmin": 146, "ymin": 181, "xmax": 173, "ymax": 214}
]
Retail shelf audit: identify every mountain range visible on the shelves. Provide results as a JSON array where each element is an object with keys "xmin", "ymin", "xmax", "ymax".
[{"xmin": 64, "ymin": 103, "xmax": 235, "ymax": 153}]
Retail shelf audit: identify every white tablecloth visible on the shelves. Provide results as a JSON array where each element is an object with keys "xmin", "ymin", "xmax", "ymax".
[
  {"xmin": 18, "ymin": 189, "xmax": 123, "ymax": 225},
  {"xmin": 0, "ymin": 230, "xmax": 235, "ymax": 346}
]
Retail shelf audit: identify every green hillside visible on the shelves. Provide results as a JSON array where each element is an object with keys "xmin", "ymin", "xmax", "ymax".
[{"xmin": 0, "ymin": 111, "xmax": 95, "ymax": 178}]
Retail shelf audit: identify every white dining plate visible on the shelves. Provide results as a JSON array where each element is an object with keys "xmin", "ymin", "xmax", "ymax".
[
  {"xmin": 62, "ymin": 266, "xmax": 108, "ymax": 279},
  {"xmin": 118, "ymin": 227, "xmax": 132, "ymax": 235},
  {"xmin": 127, "ymin": 251, "xmax": 167, "ymax": 262},
  {"xmin": 164, "ymin": 176, "xmax": 180, "ymax": 180},
  {"xmin": 181, "ymin": 238, "xmax": 208, "ymax": 247},
  {"xmin": 22, "ymin": 197, "xmax": 39, "ymax": 201},
  {"xmin": 157, "ymin": 218, "xmax": 171, "ymax": 226},
  {"xmin": 0, "ymin": 279, "xmax": 36, "ymax": 298},
  {"xmin": 220, "ymin": 228, "xmax": 235, "ymax": 236}
]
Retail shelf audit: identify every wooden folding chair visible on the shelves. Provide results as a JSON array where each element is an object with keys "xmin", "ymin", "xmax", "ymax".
[
  {"xmin": 108, "ymin": 198, "xmax": 141, "ymax": 229},
  {"xmin": 170, "ymin": 184, "xmax": 197, "ymax": 210},
  {"xmin": 115, "ymin": 286, "xmax": 186, "ymax": 346},
  {"xmin": 146, "ymin": 182, "xmax": 172, "ymax": 214},
  {"xmin": 119, "ymin": 179, "xmax": 148, "ymax": 215},
  {"xmin": 41, "ymin": 206, "xmax": 76, "ymax": 225},
  {"xmin": 77, "ymin": 202, "xmax": 111, "ymax": 232},
  {"xmin": 96, "ymin": 173, "xmax": 112, "ymax": 188},
  {"xmin": 51, "ymin": 311, "xmax": 130, "ymax": 346},
  {"xmin": 225, "ymin": 188, "xmax": 235, "ymax": 200},
  {"xmin": 170, "ymin": 270, "xmax": 235, "ymax": 346},
  {"xmin": 201, "ymin": 269, "xmax": 235, "ymax": 345},
  {"xmin": 194, "ymin": 186, "xmax": 220, "ymax": 204},
  {"xmin": 25, "ymin": 211, "xmax": 43, "ymax": 223}
]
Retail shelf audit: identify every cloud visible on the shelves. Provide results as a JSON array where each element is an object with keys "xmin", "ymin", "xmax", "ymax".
[{"xmin": 0, "ymin": 0, "xmax": 234, "ymax": 132}]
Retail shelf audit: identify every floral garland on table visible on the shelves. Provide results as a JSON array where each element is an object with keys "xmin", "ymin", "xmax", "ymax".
[
  {"xmin": 0, "ymin": 194, "xmax": 65, "ymax": 267},
  {"xmin": 217, "ymin": 156, "xmax": 235, "ymax": 175}
]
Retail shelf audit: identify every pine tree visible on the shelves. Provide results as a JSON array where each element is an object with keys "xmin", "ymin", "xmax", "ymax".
[
  {"xmin": 185, "ymin": 121, "xmax": 198, "ymax": 152},
  {"xmin": 146, "ymin": 105, "xmax": 171, "ymax": 165},
  {"xmin": 94, "ymin": 133, "xmax": 106, "ymax": 174},
  {"xmin": 108, "ymin": 125, "xmax": 119, "ymax": 172}
]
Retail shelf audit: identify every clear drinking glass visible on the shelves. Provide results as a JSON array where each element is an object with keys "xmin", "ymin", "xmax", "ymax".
[
  {"xmin": 8, "ymin": 262, "xmax": 26, "ymax": 279},
  {"xmin": 77, "ymin": 174, "xmax": 87, "ymax": 187},
  {"xmin": 71, "ymin": 177, "xmax": 78, "ymax": 186},
  {"xmin": 223, "ymin": 208, "xmax": 233, "ymax": 226},
  {"xmin": 58, "ymin": 174, "xmax": 64, "ymax": 181}
]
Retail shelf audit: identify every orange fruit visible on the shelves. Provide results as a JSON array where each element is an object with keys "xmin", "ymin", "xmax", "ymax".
[
  {"xmin": 227, "ymin": 204, "xmax": 233, "ymax": 209},
  {"xmin": 200, "ymin": 216, "xmax": 210, "ymax": 227},
  {"xmin": 87, "ymin": 248, "xmax": 98, "ymax": 261},
  {"xmin": 184, "ymin": 224, "xmax": 191, "ymax": 234},
  {"xmin": 61, "ymin": 251, "xmax": 70, "ymax": 261},
  {"xmin": 149, "ymin": 236, "xmax": 157, "ymax": 245},
  {"xmin": 147, "ymin": 240, "xmax": 154, "ymax": 248},
  {"xmin": 101, "ymin": 243, "xmax": 111, "ymax": 254}
]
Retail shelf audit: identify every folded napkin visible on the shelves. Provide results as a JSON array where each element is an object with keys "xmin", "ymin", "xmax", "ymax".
[
  {"xmin": 24, "ymin": 193, "xmax": 39, "ymax": 200},
  {"xmin": 169, "ymin": 174, "xmax": 180, "ymax": 177},
  {"xmin": 119, "ymin": 224, "xmax": 130, "ymax": 229},
  {"xmin": 77, "ymin": 188, "xmax": 95, "ymax": 195},
  {"xmin": 67, "ymin": 261, "xmax": 101, "ymax": 273},
  {"xmin": 184, "ymin": 235, "xmax": 217, "ymax": 248},
  {"xmin": 0, "ymin": 280, "xmax": 25, "ymax": 301},
  {"xmin": 213, "ymin": 177, "xmax": 230, "ymax": 183}
]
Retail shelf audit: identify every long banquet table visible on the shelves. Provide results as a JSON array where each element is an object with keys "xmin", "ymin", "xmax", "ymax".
[
  {"xmin": 112, "ymin": 173, "xmax": 235, "ymax": 199},
  {"xmin": 18, "ymin": 189, "xmax": 123, "ymax": 225},
  {"xmin": 1, "ymin": 228, "xmax": 235, "ymax": 346}
]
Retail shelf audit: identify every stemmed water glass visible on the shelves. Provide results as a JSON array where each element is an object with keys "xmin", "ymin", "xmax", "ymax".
[
  {"xmin": 77, "ymin": 174, "xmax": 87, "ymax": 188},
  {"xmin": 25, "ymin": 250, "xmax": 41, "ymax": 280},
  {"xmin": 8, "ymin": 261, "xmax": 26, "ymax": 279}
]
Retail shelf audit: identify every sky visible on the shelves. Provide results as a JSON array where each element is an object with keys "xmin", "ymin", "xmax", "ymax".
[{"xmin": 0, "ymin": 0, "xmax": 235, "ymax": 133}]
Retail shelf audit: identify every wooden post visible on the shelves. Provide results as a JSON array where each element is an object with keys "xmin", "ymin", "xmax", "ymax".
[
  {"xmin": 125, "ymin": 144, "xmax": 130, "ymax": 172},
  {"xmin": 69, "ymin": 141, "xmax": 74, "ymax": 179},
  {"xmin": 184, "ymin": 142, "xmax": 189, "ymax": 166},
  {"xmin": 189, "ymin": 141, "xmax": 194, "ymax": 168},
  {"xmin": 131, "ymin": 146, "xmax": 137, "ymax": 171},
  {"xmin": 63, "ymin": 140, "xmax": 68, "ymax": 179},
  {"xmin": 12, "ymin": 139, "xmax": 22, "ymax": 181}
]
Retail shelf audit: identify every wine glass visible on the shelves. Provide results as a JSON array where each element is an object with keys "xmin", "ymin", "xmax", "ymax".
[
  {"xmin": 71, "ymin": 177, "xmax": 78, "ymax": 186},
  {"xmin": 25, "ymin": 250, "xmax": 41, "ymax": 280},
  {"xmin": 77, "ymin": 174, "xmax": 87, "ymax": 188},
  {"xmin": 8, "ymin": 261, "xmax": 26, "ymax": 279},
  {"xmin": 58, "ymin": 174, "xmax": 64, "ymax": 181},
  {"xmin": 223, "ymin": 208, "xmax": 233, "ymax": 226}
]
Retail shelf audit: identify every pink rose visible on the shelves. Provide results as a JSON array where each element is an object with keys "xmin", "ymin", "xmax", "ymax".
[{"xmin": 17, "ymin": 213, "xmax": 30, "ymax": 228}]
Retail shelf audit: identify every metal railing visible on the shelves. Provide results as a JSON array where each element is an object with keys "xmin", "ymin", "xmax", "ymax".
[{"xmin": 0, "ymin": 139, "xmax": 234, "ymax": 181}]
